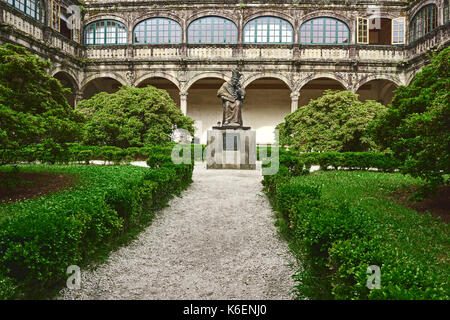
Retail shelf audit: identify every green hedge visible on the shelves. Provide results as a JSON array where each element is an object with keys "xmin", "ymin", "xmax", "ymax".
[
  {"xmin": 263, "ymin": 167, "xmax": 450, "ymax": 300},
  {"xmin": 1, "ymin": 143, "xmax": 206, "ymax": 165},
  {"xmin": 0, "ymin": 161, "xmax": 193, "ymax": 299},
  {"xmin": 297, "ymin": 152, "xmax": 401, "ymax": 172}
]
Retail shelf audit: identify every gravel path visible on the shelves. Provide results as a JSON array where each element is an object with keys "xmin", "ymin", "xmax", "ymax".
[{"xmin": 59, "ymin": 162, "xmax": 296, "ymax": 300}]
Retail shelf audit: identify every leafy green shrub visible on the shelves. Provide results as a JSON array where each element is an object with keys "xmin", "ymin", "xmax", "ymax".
[
  {"xmin": 78, "ymin": 86, "xmax": 194, "ymax": 148},
  {"xmin": 0, "ymin": 44, "xmax": 84, "ymax": 166},
  {"xmin": 147, "ymin": 154, "xmax": 173, "ymax": 168},
  {"xmin": 277, "ymin": 90, "xmax": 386, "ymax": 152},
  {"xmin": 297, "ymin": 152, "xmax": 400, "ymax": 172},
  {"xmin": 372, "ymin": 47, "xmax": 450, "ymax": 192},
  {"xmin": 77, "ymin": 150, "xmax": 93, "ymax": 165}
]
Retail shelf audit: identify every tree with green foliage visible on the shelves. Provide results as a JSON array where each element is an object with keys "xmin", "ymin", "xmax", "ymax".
[
  {"xmin": 372, "ymin": 47, "xmax": 449, "ymax": 192},
  {"xmin": 278, "ymin": 90, "xmax": 386, "ymax": 152},
  {"xmin": 0, "ymin": 44, "xmax": 84, "ymax": 164},
  {"xmin": 78, "ymin": 86, "xmax": 195, "ymax": 148}
]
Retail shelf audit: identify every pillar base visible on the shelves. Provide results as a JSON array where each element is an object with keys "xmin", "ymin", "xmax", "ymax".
[{"xmin": 206, "ymin": 129, "xmax": 256, "ymax": 170}]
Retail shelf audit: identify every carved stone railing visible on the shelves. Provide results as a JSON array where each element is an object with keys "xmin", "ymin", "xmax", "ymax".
[
  {"xmin": 84, "ymin": 43, "xmax": 409, "ymax": 64},
  {"xmin": 406, "ymin": 26, "xmax": 450, "ymax": 60},
  {"xmin": 47, "ymin": 29, "xmax": 83, "ymax": 58}
]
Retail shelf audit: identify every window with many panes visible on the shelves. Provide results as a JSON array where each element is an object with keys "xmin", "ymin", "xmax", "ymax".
[
  {"xmin": 392, "ymin": 17, "xmax": 405, "ymax": 44},
  {"xmin": 444, "ymin": 0, "xmax": 449, "ymax": 24},
  {"xmin": 187, "ymin": 16, "xmax": 237, "ymax": 44},
  {"xmin": 5, "ymin": 0, "xmax": 41, "ymax": 21},
  {"xmin": 50, "ymin": 0, "xmax": 60, "ymax": 32},
  {"xmin": 84, "ymin": 20, "xmax": 127, "ymax": 45},
  {"xmin": 300, "ymin": 17, "xmax": 349, "ymax": 44},
  {"xmin": 244, "ymin": 16, "xmax": 293, "ymax": 44},
  {"xmin": 357, "ymin": 17, "xmax": 368, "ymax": 44},
  {"xmin": 409, "ymin": 4, "xmax": 437, "ymax": 43},
  {"xmin": 134, "ymin": 18, "xmax": 182, "ymax": 44}
]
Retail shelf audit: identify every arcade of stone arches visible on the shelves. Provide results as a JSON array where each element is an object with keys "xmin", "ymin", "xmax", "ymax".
[{"xmin": 53, "ymin": 70, "xmax": 399, "ymax": 145}]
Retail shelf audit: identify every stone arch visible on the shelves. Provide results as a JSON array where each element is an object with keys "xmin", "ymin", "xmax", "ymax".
[
  {"xmin": 186, "ymin": 11, "xmax": 239, "ymax": 27},
  {"xmin": 83, "ymin": 15, "xmax": 129, "ymax": 28},
  {"xmin": 299, "ymin": 11, "xmax": 353, "ymax": 31},
  {"xmin": 52, "ymin": 70, "xmax": 80, "ymax": 108},
  {"xmin": 81, "ymin": 72, "xmax": 127, "ymax": 92},
  {"xmin": 132, "ymin": 12, "xmax": 183, "ymax": 27},
  {"xmin": 51, "ymin": 68, "xmax": 80, "ymax": 90},
  {"xmin": 134, "ymin": 72, "xmax": 181, "ymax": 90},
  {"xmin": 355, "ymin": 74, "xmax": 402, "ymax": 92},
  {"xmin": 243, "ymin": 73, "xmax": 293, "ymax": 91},
  {"xmin": 296, "ymin": 73, "xmax": 349, "ymax": 92},
  {"xmin": 243, "ymin": 11, "xmax": 295, "ymax": 27},
  {"xmin": 243, "ymin": 76, "xmax": 293, "ymax": 144},
  {"xmin": 406, "ymin": 70, "xmax": 421, "ymax": 86},
  {"xmin": 183, "ymin": 72, "xmax": 231, "ymax": 92},
  {"xmin": 355, "ymin": 76, "xmax": 400, "ymax": 106},
  {"xmin": 299, "ymin": 11, "xmax": 354, "ymax": 44},
  {"xmin": 409, "ymin": 0, "xmax": 439, "ymax": 21},
  {"xmin": 135, "ymin": 74, "xmax": 181, "ymax": 107},
  {"xmin": 80, "ymin": 73, "xmax": 127, "ymax": 100}
]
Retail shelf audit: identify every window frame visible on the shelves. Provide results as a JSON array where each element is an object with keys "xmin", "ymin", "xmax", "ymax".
[
  {"xmin": 84, "ymin": 20, "xmax": 128, "ymax": 46},
  {"xmin": 133, "ymin": 17, "xmax": 182, "ymax": 45},
  {"xmin": 300, "ymin": 17, "xmax": 350, "ymax": 45},
  {"xmin": 187, "ymin": 16, "xmax": 238, "ymax": 44},
  {"xmin": 409, "ymin": 4, "xmax": 438, "ymax": 43},
  {"xmin": 356, "ymin": 17, "xmax": 369, "ymax": 44},
  {"xmin": 244, "ymin": 16, "xmax": 294, "ymax": 44},
  {"xmin": 392, "ymin": 17, "xmax": 405, "ymax": 45},
  {"xmin": 5, "ymin": 0, "xmax": 41, "ymax": 21},
  {"xmin": 444, "ymin": 0, "xmax": 449, "ymax": 24},
  {"xmin": 50, "ymin": 0, "xmax": 60, "ymax": 32}
]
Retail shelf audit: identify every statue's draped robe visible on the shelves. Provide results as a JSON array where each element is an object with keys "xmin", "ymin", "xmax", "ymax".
[{"xmin": 217, "ymin": 82, "xmax": 246, "ymax": 126}]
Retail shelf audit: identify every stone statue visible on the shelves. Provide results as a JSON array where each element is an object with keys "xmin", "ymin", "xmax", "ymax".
[{"xmin": 217, "ymin": 70, "xmax": 246, "ymax": 127}]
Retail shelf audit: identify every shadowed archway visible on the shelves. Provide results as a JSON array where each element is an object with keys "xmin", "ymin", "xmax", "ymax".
[
  {"xmin": 53, "ymin": 71, "xmax": 78, "ymax": 108},
  {"xmin": 299, "ymin": 77, "xmax": 346, "ymax": 107},
  {"xmin": 82, "ymin": 77, "xmax": 123, "ymax": 100},
  {"xmin": 356, "ymin": 79, "xmax": 398, "ymax": 106},
  {"xmin": 245, "ymin": 77, "xmax": 291, "ymax": 144}
]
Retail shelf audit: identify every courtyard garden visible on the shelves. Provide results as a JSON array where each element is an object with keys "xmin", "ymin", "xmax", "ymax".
[{"xmin": 0, "ymin": 43, "xmax": 448, "ymax": 300}]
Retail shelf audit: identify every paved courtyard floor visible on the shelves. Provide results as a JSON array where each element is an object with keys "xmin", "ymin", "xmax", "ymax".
[{"xmin": 59, "ymin": 162, "xmax": 296, "ymax": 300}]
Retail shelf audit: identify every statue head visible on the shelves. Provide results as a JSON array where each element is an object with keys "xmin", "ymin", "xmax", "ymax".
[{"xmin": 231, "ymin": 70, "xmax": 241, "ymax": 86}]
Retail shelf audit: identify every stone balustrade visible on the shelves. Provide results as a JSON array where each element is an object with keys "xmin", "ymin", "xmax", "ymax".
[
  {"xmin": 83, "ymin": 43, "xmax": 410, "ymax": 64},
  {"xmin": 2, "ymin": 7, "xmax": 43, "ymax": 40}
]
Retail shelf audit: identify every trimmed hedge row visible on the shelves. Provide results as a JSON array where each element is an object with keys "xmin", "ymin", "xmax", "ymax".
[
  {"xmin": 0, "ymin": 143, "xmax": 206, "ymax": 165},
  {"xmin": 297, "ymin": 151, "xmax": 401, "ymax": 172},
  {"xmin": 263, "ymin": 162, "xmax": 449, "ymax": 300},
  {"xmin": 264, "ymin": 149, "xmax": 401, "ymax": 173},
  {"xmin": 0, "ymin": 160, "xmax": 193, "ymax": 299}
]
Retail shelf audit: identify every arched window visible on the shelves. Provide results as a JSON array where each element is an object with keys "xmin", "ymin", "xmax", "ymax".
[
  {"xmin": 84, "ymin": 20, "xmax": 127, "ymax": 45},
  {"xmin": 187, "ymin": 16, "xmax": 237, "ymax": 44},
  {"xmin": 300, "ymin": 17, "xmax": 350, "ymax": 44},
  {"xmin": 444, "ymin": 0, "xmax": 449, "ymax": 24},
  {"xmin": 134, "ymin": 18, "xmax": 182, "ymax": 44},
  {"xmin": 244, "ymin": 16, "xmax": 293, "ymax": 44},
  {"xmin": 409, "ymin": 4, "xmax": 437, "ymax": 43},
  {"xmin": 6, "ymin": 0, "xmax": 41, "ymax": 21}
]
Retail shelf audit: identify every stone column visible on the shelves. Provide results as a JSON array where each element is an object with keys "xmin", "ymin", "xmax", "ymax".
[
  {"xmin": 290, "ymin": 92, "xmax": 299, "ymax": 113},
  {"xmin": 180, "ymin": 91, "xmax": 188, "ymax": 115},
  {"xmin": 74, "ymin": 91, "xmax": 83, "ymax": 108}
]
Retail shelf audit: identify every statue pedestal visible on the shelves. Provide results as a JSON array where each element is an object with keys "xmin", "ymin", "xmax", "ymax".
[{"xmin": 206, "ymin": 128, "xmax": 256, "ymax": 170}]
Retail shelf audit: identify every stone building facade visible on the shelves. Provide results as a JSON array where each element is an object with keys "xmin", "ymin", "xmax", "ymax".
[{"xmin": 1, "ymin": 0, "xmax": 449, "ymax": 143}]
